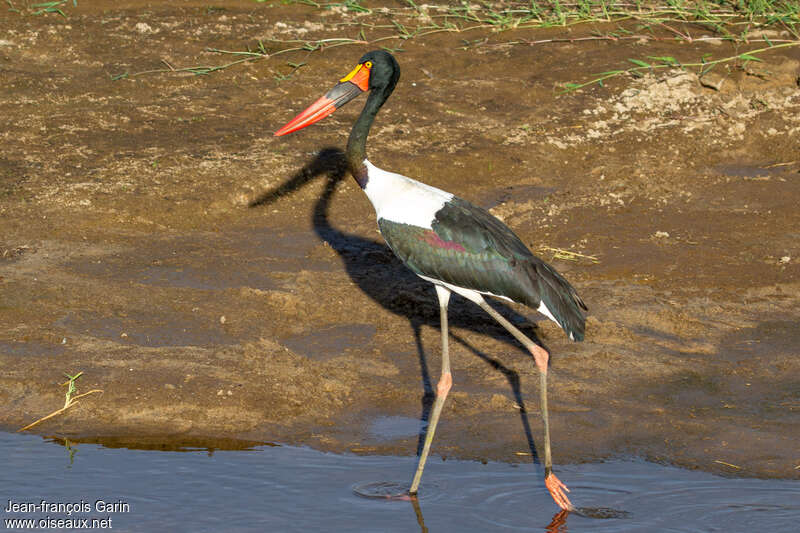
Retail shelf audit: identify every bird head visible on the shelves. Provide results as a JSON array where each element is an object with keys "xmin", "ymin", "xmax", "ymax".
[{"xmin": 274, "ymin": 50, "xmax": 399, "ymax": 137}]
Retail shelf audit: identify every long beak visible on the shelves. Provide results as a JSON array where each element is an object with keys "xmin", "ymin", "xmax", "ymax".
[{"xmin": 274, "ymin": 63, "xmax": 370, "ymax": 137}]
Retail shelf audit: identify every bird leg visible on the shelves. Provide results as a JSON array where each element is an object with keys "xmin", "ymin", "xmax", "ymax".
[
  {"xmin": 409, "ymin": 285, "xmax": 452, "ymax": 496},
  {"xmin": 475, "ymin": 299, "xmax": 573, "ymax": 511}
]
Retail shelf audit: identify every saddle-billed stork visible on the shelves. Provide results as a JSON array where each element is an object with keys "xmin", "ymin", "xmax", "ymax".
[{"xmin": 275, "ymin": 50, "xmax": 586, "ymax": 511}]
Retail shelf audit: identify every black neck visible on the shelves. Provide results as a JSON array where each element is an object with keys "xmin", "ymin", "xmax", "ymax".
[{"xmin": 346, "ymin": 87, "xmax": 389, "ymax": 188}]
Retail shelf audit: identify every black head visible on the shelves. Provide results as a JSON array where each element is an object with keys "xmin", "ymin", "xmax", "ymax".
[
  {"xmin": 358, "ymin": 50, "xmax": 400, "ymax": 96},
  {"xmin": 274, "ymin": 50, "xmax": 400, "ymax": 137}
]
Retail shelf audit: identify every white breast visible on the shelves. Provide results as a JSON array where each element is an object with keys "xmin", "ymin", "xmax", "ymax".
[{"xmin": 362, "ymin": 159, "xmax": 453, "ymax": 229}]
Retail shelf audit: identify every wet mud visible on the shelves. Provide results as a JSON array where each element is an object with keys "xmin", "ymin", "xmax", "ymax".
[{"xmin": 1, "ymin": 2, "xmax": 799, "ymax": 479}]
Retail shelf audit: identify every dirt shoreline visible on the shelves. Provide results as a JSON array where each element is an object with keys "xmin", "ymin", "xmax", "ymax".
[{"xmin": 1, "ymin": 2, "xmax": 798, "ymax": 479}]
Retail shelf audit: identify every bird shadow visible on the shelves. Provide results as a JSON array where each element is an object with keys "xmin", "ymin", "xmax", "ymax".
[{"xmin": 249, "ymin": 147, "xmax": 548, "ymax": 471}]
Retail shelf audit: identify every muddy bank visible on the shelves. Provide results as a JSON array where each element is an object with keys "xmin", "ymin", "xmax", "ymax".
[{"xmin": 1, "ymin": 2, "xmax": 799, "ymax": 479}]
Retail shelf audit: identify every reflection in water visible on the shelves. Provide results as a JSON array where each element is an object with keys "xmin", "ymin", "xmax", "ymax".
[
  {"xmin": 411, "ymin": 498, "xmax": 429, "ymax": 533},
  {"xmin": 405, "ymin": 496, "xmax": 626, "ymax": 533},
  {"xmin": 545, "ymin": 509, "xmax": 569, "ymax": 533},
  {"xmin": 52, "ymin": 437, "xmax": 78, "ymax": 467}
]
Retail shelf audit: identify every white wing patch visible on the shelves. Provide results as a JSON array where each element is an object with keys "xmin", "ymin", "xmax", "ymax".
[
  {"xmin": 537, "ymin": 299, "xmax": 571, "ymax": 338},
  {"xmin": 362, "ymin": 159, "xmax": 453, "ymax": 230},
  {"xmin": 536, "ymin": 300, "xmax": 557, "ymax": 324}
]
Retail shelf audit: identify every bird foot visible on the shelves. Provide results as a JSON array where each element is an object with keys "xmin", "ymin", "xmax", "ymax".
[{"xmin": 545, "ymin": 472, "xmax": 573, "ymax": 511}]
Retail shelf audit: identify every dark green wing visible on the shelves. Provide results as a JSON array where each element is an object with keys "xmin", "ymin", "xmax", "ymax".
[{"xmin": 378, "ymin": 196, "xmax": 587, "ymax": 341}]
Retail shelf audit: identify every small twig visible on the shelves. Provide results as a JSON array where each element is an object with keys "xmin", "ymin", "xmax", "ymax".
[
  {"xmin": 18, "ymin": 406, "xmax": 72, "ymax": 433},
  {"xmin": 16, "ymin": 391, "xmax": 102, "ymax": 433},
  {"xmin": 17, "ymin": 390, "xmax": 103, "ymax": 432},
  {"xmin": 541, "ymin": 246, "xmax": 600, "ymax": 263},
  {"xmin": 714, "ymin": 460, "xmax": 743, "ymax": 470},
  {"xmin": 656, "ymin": 21, "xmax": 692, "ymax": 42},
  {"xmin": 18, "ymin": 372, "xmax": 103, "ymax": 433}
]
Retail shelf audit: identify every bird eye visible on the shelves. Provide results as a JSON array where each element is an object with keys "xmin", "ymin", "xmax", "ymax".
[{"xmin": 364, "ymin": 61, "xmax": 373, "ymax": 68}]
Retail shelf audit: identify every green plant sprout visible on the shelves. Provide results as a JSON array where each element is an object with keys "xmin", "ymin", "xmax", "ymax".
[{"xmin": 18, "ymin": 371, "xmax": 103, "ymax": 432}]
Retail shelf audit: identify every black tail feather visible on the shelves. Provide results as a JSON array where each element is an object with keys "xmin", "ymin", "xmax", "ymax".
[{"xmin": 529, "ymin": 260, "xmax": 587, "ymax": 342}]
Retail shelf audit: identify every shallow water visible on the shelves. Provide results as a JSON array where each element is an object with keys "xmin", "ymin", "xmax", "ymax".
[{"xmin": 2, "ymin": 432, "xmax": 798, "ymax": 532}]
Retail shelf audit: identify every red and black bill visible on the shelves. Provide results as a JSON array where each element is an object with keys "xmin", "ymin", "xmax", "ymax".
[{"xmin": 274, "ymin": 61, "xmax": 372, "ymax": 136}]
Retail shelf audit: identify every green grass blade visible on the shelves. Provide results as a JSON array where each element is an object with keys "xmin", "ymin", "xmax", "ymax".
[{"xmin": 628, "ymin": 58, "xmax": 651, "ymax": 68}]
